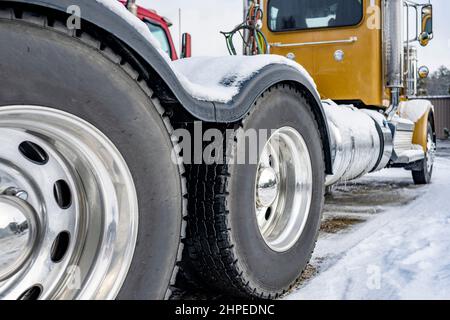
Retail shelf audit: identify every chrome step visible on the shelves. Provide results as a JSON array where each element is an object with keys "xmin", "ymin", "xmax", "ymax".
[
  {"xmin": 394, "ymin": 145, "xmax": 425, "ymax": 164},
  {"xmin": 390, "ymin": 117, "xmax": 425, "ymax": 164}
]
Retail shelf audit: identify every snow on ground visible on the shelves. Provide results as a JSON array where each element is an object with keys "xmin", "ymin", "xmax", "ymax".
[{"xmin": 287, "ymin": 140, "xmax": 450, "ymax": 300}]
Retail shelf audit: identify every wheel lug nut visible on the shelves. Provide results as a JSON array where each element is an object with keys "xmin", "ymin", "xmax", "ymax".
[
  {"xmin": 3, "ymin": 187, "xmax": 28, "ymax": 201},
  {"xmin": 15, "ymin": 190, "xmax": 29, "ymax": 201}
]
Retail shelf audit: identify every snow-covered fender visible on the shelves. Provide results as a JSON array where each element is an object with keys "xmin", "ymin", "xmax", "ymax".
[
  {"xmin": 399, "ymin": 100, "xmax": 436, "ymax": 151},
  {"xmin": 6, "ymin": 0, "xmax": 333, "ymax": 173}
]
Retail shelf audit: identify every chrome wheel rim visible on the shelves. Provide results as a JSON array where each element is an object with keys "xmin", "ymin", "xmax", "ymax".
[
  {"xmin": 426, "ymin": 132, "xmax": 436, "ymax": 172},
  {"xmin": 254, "ymin": 127, "xmax": 313, "ymax": 253},
  {"xmin": 0, "ymin": 106, "xmax": 138, "ymax": 300}
]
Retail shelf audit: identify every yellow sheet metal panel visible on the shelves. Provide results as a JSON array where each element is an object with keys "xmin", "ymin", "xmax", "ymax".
[
  {"xmin": 263, "ymin": 0, "xmax": 384, "ymax": 107},
  {"xmin": 412, "ymin": 110, "xmax": 431, "ymax": 151}
]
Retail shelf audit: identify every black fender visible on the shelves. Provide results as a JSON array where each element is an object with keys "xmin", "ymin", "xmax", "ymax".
[{"xmin": 2, "ymin": 0, "xmax": 333, "ymax": 174}]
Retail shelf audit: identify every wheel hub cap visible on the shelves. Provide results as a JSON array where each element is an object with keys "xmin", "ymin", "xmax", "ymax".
[
  {"xmin": 256, "ymin": 167, "xmax": 279, "ymax": 208},
  {"xmin": 0, "ymin": 195, "xmax": 38, "ymax": 281}
]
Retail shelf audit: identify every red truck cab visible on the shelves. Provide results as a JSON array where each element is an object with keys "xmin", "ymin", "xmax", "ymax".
[{"xmin": 118, "ymin": 0, "xmax": 188, "ymax": 60}]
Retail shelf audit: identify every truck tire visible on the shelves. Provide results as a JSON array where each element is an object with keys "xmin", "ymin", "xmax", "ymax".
[
  {"xmin": 0, "ymin": 7, "xmax": 185, "ymax": 300},
  {"xmin": 412, "ymin": 121, "xmax": 436, "ymax": 185},
  {"xmin": 183, "ymin": 84, "xmax": 325, "ymax": 298}
]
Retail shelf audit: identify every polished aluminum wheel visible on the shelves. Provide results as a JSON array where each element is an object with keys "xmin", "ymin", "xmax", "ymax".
[
  {"xmin": 255, "ymin": 127, "xmax": 313, "ymax": 252},
  {"xmin": 426, "ymin": 132, "xmax": 436, "ymax": 172},
  {"xmin": 0, "ymin": 106, "xmax": 138, "ymax": 300}
]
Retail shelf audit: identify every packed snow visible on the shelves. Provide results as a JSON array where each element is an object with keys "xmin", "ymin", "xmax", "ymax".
[
  {"xmin": 287, "ymin": 141, "xmax": 450, "ymax": 300},
  {"xmin": 95, "ymin": 0, "xmax": 317, "ymax": 104}
]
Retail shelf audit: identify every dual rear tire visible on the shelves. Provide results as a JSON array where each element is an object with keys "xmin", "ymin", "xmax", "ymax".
[{"xmin": 0, "ymin": 6, "xmax": 325, "ymax": 300}]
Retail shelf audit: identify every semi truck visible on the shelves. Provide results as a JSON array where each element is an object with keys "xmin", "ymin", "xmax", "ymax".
[{"xmin": 0, "ymin": 0, "xmax": 436, "ymax": 300}]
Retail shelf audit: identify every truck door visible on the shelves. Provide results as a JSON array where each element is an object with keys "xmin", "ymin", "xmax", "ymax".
[{"xmin": 264, "ymin": 0, "xmax": 384, "ymax": 107}]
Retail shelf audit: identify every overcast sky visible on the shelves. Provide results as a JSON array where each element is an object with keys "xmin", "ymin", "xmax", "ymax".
[{"xmin": 139, "ymin": 0, "xmax": 450, "ymax": 72}]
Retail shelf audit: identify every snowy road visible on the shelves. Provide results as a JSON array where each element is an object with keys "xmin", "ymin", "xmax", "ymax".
[{"xmin": 287, "ymin": 140, "xmax": 450, "ymax": 300}]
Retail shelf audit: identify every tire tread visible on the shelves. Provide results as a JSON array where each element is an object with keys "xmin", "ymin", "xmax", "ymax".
[
  {"xmin": 0, "ymin": 5, "xmax": 187, "ymax": 299},
  {"xmin": 182, "ymin": 84, "xmax": 325, "ymax": 299}
]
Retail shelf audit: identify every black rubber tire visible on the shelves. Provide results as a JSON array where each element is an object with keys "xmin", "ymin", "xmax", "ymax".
[
  {"xmin": 412, "ymin": 122, "xmax": 435, "ymax": 185},
  {"xmin": 183, "ymin": 84, "xmax": 325, "ymax": 299},
  {"xmin": 0, "ymin": 7, "xmax": 186, "ymax": 300}
]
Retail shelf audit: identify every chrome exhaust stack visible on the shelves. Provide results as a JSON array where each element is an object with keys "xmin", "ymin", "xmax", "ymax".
[{"xmin": 384, "ymin": 0, "xmax": 404, "ymax": 119}]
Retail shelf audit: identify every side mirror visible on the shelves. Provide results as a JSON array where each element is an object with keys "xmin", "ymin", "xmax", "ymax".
[
  {"xmin": 418, "ymin": 66, "xmax": 430, "ymax": 79},
  {"xmin": 181, "ymin": 33, "xmax": 192, "ymax": 59},
  {"xmin": 420, "ymin": 5, "xmax": 433, "ymax": 43}
]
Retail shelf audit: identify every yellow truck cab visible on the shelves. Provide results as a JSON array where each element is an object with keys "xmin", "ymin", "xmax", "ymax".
[
  {"xmin": 264, "ymin": 0, "xmax": 384, "ymax": 107},
  {"xmin": 262, "ymin": 0, "xmax": 434, "ymax": 108}
]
